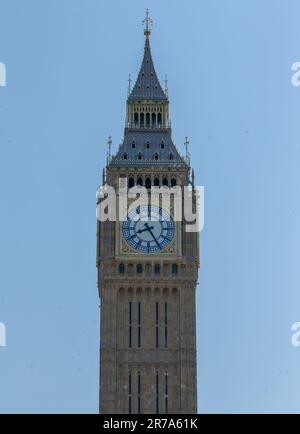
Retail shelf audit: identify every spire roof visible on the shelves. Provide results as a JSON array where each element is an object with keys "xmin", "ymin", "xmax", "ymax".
[{"xmin": 128, "ymin": 21, "xmax": 167, "ymax": 101}]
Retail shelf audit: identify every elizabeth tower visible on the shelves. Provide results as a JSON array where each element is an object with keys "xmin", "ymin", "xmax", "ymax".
[{"xmin": 97, "ymin": 12, "xmax": 199, "ymax": 414}]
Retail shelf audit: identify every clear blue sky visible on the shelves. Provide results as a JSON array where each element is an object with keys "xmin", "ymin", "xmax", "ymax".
[{"xmin": 1, "ymin": 0, "xmax": 300, "ymax": 413}]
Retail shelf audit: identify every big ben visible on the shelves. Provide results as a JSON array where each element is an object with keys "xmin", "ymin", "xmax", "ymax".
[{"xmin": 96, "ymin": 11, "xmax": 199, "ymax": 414}]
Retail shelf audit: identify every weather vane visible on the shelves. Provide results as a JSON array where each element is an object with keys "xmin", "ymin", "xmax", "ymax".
[{"xmin": 142, "ymin": 8, "xmax": 153, "ymax": 36}]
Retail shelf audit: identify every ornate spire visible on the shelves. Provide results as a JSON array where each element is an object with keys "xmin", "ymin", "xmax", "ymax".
[{"xmin": 128, "ymin": 11, "xmax": 167, "ymax": 101}]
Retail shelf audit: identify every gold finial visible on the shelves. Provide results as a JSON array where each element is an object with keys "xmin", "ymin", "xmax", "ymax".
[{"xmin": 142, "ymin": 8, "xmax": 153, "ymax": 37}]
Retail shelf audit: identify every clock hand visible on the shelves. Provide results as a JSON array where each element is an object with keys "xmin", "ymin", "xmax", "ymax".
[
  {"xmin": 144, "ymin": 223, "xmax": 161, "ymax": 249},
  {"xmin": 137, "ymin": 225, "xmax": 154, "ymax": 234}
]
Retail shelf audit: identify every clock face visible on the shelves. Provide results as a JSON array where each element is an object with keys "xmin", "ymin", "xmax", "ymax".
[{"xmin": 122, "ymin": 205, "xmax": 175, "ymax": 253}]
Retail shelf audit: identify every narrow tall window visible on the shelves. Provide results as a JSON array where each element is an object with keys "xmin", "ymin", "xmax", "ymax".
[
  {"xmin": 155, "ymin": 302, "xmax": 159, "ymax": 348},
  {"xmin": 138, "ymin": 302, "xmax": 141, "ymax": 348},
  {"xmin": 129, "ymin": 302, "xmax": 132, "ymax": 348},
  {"xmin": 128, "ymin": 177, "xmax": 134, "ymax": 188},
  {"xmin": 164, "ymin": 302, "xmax": 168, "ymax": 348},
  {"xmin": 164, "ymin": 371, "xmax": 168, "ymax": 414},
  {"xmin": 156, "ymin": 371, "xmax": 159, "ymax": 414},
  {"xmin": 137, "ymin": 371, "xmax": 141, "ymax": 414},
  {"xmin": 172, "ymin": 264, "xmax": 178, "ymax": 275},
  {"xmin": 128, "ymin": 370, "xmax": 132, "ymax": 414}
]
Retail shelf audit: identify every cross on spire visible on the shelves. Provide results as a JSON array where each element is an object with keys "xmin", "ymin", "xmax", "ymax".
[{"xmin": 142, "ymin": 8, "xmax": 153, "ymax": 37}]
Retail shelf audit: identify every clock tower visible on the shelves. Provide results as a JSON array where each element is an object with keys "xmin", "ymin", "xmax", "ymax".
[{"xmin": 97, "ymin": 11, "xmax": 199, "ymax": 414}]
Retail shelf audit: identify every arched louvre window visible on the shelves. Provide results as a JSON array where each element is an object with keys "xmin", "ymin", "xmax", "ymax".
[
  {"xmin": 152, "ymin": 112, "xmax": 156, "ymax": 125},
  {"xmin": 146, "ymin": 112, "xmax": 150, "ymax": 126},
  {"xmin": 128, "ymin": 177, "xmax": 134, "ymax": 188},
  {"xmin": 145, "ymin": 177, "xmax": 151, "ymax": 189},
  {"xmin": 140, "ymin": 112, "xmax": 145, "ymax": 126},
  {"xmin": 158, "ymin": 113, "xmax": 162, "ymax": 126}
]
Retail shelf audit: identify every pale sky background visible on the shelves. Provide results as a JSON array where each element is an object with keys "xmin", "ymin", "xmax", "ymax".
[{"xmin": 1, "ymin": 0, "xmax": 300, "ymax": 413}]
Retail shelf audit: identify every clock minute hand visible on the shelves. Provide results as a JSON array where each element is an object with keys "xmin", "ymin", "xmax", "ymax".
[{"xmin": 144, "ymin": 223, "xmax": 161, "ymax": 249}]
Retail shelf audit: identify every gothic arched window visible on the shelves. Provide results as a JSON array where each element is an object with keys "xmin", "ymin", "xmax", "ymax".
[
  {"xmin": 123, "ymin": 152, "xmax": 128, "ymax": 160},
  {"xmin": 154, "ymin": 153, "xmax": 159, "ymax": 161},
  {"xmin": 145, "ymin": 177, "xmax": 151, "ymax": 189},
  {"xmin": 140, "ymin": 113, "xmax": 145, "ymax": 126},
  {"xmin": 137, "ymin": 177, "xmax": 143, "ymax": 186},
  {"xmin": 152, "ymin": 113, "xmax": 156, "ymax": 126},
  {"xmin": 128, "ymin": 177, "xmax": 134, "ymax": 188},
  {"xmin": 158, "ymin": 113, "xmax": 162, "ymax": 126},
  {"xmin": 171, "ymin": 178, "xmax": 177, "ymax": 187},
  {"xmin": 169, "ymin": 153, "xmax": 173, "ymax": 160},
  {"xmin": 154, "ymin": 177, "xmax": 160, "ymax": 187},
  {"xmin": 146, "ymin": 112, "xmax": 150, "ymax": 127},
  {"xmin": 162, "ymin": 177, "xmax": 168, "ymax": 186},
  {"xmin": 137, "ymin": 153, "xmax": 142, "ymax": 160},
  {"xmin": 160, "ymin": 141, "xmax": 165, "ymax": 149},
  {"xmin": 134, "ymin": 113, "xmax": 138, "ymax": 125},
  {"xmin": 119, "ymin": 263, "xmax": 125, "ymax": 274}
]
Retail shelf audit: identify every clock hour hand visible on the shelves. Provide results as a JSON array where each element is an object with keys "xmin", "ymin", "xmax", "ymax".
[{"xmin": 137, "ymin": 225, "xmax": 154, "ymax": 234}]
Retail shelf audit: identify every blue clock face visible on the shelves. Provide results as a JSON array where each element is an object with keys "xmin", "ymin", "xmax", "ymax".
[{"xmin": 122, "ymin": 205, "xmax": 175, "ymax": 253}]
